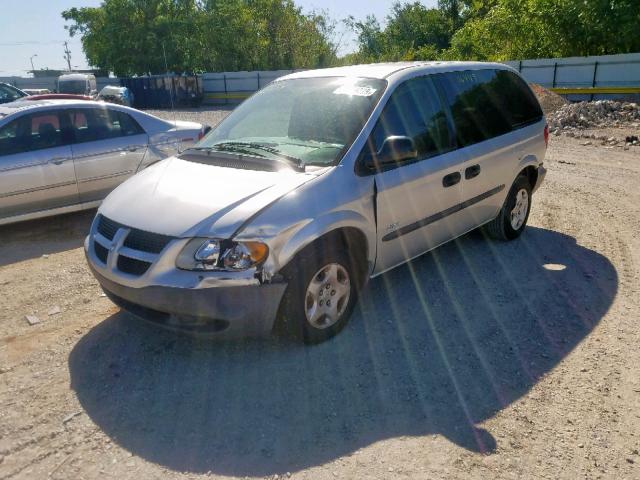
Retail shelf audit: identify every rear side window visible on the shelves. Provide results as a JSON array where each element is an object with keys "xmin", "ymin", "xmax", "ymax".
[
  {"xmin": 71, "ymin": 108, "xmax": 144, "ymax": 143},
  {"xmin": 0, "ymin": 111, "xmax": 68, "ymax": 156},
  {"xmin": 438, "ymin": 69, "xmax": 543, "ymax": 148},
  {"xmin": 112, "ymin": 111, "xmax": 144, "ymax": 136},
  {"xmin": 370, "ymin": 76, "xmax": 453, "ymax": 160}
]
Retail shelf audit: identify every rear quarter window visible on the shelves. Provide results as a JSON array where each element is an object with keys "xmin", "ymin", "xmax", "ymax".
[{"xmin": 438, "ymin": 69, "xmax": 543, "ymax": 148}]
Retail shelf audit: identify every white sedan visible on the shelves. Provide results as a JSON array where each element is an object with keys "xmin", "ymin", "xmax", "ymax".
[{"xmin": 0, "ymin": 99, "xmax": 208, "ymax": 225}]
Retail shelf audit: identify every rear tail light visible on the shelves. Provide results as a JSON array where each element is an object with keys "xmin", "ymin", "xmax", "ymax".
[{"xmin": 544, "ymin": 124, "xmax": 549, "ymax": 147}]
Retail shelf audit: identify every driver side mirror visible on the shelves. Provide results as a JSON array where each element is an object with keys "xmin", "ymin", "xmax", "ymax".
[{"xmin": 360, "ymin": 136, "xmax": 418, "ymax": 173}]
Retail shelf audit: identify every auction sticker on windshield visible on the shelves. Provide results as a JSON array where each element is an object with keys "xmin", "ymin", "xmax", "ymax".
[{"xmin": 333, "ymin": 85, "xmax": 378, "ymax": 96}]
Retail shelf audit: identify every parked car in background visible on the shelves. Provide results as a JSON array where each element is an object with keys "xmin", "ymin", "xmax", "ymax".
[
  {"xmin": 0, "ymin": 83, "xmax": 28, "ymax": 104},
  {"xmin": 22, "ymin": 88, "xmax": 51, "ymax": 96},
  {"xmin": 85, "ymin": 61, "xmax": 548, "ymax": 343},
  {"xmin": 0, "ymin": 99, "xmax": 208, "ymax": 225},
  {"xmin": 57, "ymin": 73, "xmax": 97, "ymax": 97},
  {"xmin": 97, "ymin": 85, "xmax": 134, "ymax": 107}
]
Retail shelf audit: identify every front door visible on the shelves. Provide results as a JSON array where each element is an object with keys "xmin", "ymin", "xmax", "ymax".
[
  {"xmin": 70, "ymin": 107, "xmax": 147, "ymax": 203},
  {"xmin": 0, "ymin": 110, "xmax": 77, "ymax": 220},
  {"xmin": 364, "ymin": 76, "xmax": 465, "ymax": 275}
]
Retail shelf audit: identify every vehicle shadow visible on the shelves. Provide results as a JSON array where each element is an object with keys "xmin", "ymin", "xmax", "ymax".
[
  {"xmin": 0, "ymin": 210, "xmax": 95, "ymax": 267},
  {"xmin": 69, "ymin": 226, "xmax": 617, "ymax": 476}
]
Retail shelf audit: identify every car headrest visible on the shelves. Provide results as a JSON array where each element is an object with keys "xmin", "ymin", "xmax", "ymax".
[{"xmin": 38, "ymin": 122, "xmax": 57, "ymax": 140}]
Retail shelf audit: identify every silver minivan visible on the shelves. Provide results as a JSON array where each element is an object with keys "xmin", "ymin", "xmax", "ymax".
[{"xmin": 85, "ymin": 62, "xmax": 548, "ymax": 343}]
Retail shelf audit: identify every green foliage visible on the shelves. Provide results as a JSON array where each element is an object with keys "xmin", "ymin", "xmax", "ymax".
[
  {"xmin": 444, "ymin": 0, "xmax": 640, "ymax": 60},
  {"xmin": 62, "ymin": 0, "xmax": 337, "ymax": 76},
  {"xmin": 344, "ymin": 2, "xmax": 453, "ymax": 63},
  {"xmin": 63, "ymin": 0, "xmax": 640, "ymax": 75},
  {"xmin": 348, "ymin": 0, "xmax": 640, "ymax": 64}
]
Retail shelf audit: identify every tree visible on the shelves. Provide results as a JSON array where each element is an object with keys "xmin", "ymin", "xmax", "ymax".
[
  {"xmin": 347, "ymin": 2, "xmax": 454, "ymax": 62},
  {"xmin": 443, "ymin": 0, "xmax": 640, "ymax": 61},
  {"xmin": 62, "ymin": 0, "xmax": 337, "ymax": 75},
  {"xmin": 343, "ymin": 15, "xmax": 385, "ymax": 63},
  {"xmin": 438, "ymin": 0, "xmax": 463, "ymax": 31}
]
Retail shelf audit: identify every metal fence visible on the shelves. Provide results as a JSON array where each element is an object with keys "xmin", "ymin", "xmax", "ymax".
[
  {"xmin": 504, "ymin": 52, "xmax": 640, "ymax": 101},
  {"xmin": 200, "ymin": 70, "xmax": 294, "ymax": 104}
]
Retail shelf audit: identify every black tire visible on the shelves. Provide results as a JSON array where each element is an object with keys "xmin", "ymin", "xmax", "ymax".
[
  {"xmin": 276, "ymin": 244, "xmax": 360, "ymax": 344},
  {"xmin": 485, "ymin": 175, "xmax": 532, "ymax": 241}
]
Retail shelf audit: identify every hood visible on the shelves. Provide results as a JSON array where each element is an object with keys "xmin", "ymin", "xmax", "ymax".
[{"xmin": 98, "ymin": 156, "xmax": 318, "ymax": 238}]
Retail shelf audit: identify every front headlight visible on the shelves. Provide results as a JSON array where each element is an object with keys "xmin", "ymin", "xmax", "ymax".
[
  {"xmin": 176, "ymin": 238, "xmax": 268, "ymax": 271},
  {"xmin": 221, "ymin": 241, "xmax": 269, "ymax": 270}
]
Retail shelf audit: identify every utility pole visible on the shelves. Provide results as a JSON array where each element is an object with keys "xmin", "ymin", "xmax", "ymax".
[
  {"xmin": 30, "ymin": 54, "xmax": 38, "ymax": 75},
  {"xmin": 63, "ymin": 42, "xmax": 72, "ymax": 71}
]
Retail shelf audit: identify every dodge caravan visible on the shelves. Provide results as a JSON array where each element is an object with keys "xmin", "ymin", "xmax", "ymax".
[{"xmin": 85, "ymin": 62, "xmax": 548, "ymax": 343}]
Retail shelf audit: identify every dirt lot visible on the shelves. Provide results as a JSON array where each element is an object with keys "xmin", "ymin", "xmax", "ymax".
[{"xmin": 1, "ymin": 109, "xmax": 640, "ymax": 480}]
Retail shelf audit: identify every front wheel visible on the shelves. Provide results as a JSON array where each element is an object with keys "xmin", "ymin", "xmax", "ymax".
[
  {"xmin": 277, "ymin": 249, "xmax": 358, "ymax": 344},
  {"xmin": 485, "ymin": 175, "xmax": 532, "ymax": 241}
]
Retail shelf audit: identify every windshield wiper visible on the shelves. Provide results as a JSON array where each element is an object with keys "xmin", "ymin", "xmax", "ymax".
[{"xmin": 212, "ymin": 141, "xmax": 304, "ymax": 171}]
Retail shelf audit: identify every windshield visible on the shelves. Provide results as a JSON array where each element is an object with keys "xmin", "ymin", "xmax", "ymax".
[
  {"xmin": 0, "ymin": 84, "xmax": 26, "ymax": 104},
  {"xmin": 58, "ymin": 79, "xmax": 87, "ymax": 94},
  {"xmin": 197, "ymin": 76, "xmax": 387, "ymax": 167}
]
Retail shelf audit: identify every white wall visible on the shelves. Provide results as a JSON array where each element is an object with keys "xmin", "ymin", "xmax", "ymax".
[{"xmin": 504, "ymin": 52, "xmax": 640, "ymax": 101}]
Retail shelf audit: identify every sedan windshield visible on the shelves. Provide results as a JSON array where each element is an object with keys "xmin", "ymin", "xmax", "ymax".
[{"xmin": 197, "ymin": 76, "xmax": 387, "ymax": 167}]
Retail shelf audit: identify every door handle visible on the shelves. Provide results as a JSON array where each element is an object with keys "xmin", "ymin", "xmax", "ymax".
[
  {"xmin": 127, "ymin": 145, "xmax": 144, "ymax": 152},
  {"xmin": 465, "ymin": 164, "xmax": 481, "ymax": 179},
  {"xmin": 48, "ymin": 157, "xmax": 68, "ymax": 165},
  {"xmin": 442, "ymin": 171, "xmax": 461, "ymax": 188}
]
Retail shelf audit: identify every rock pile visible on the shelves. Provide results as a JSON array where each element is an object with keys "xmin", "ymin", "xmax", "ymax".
[
  {"xmin": 529, "ymin": 84, "xmax": 567, "ymax": 115},
  {"xmin": 548, "ymin": 101, "xmax": 640, "ymax": 131}
]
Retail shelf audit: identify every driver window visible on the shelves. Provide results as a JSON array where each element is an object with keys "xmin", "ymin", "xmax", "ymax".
[{"xmin": 370, "ymin": 76, "xmax": 453, "ymax": 161}]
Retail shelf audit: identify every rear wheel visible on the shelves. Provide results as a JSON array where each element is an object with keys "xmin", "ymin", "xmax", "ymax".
[
  {"xmin": 277, "ymin": 247, "xmax": 359, "ymax": 344},
  {"xmin": 485, "ymin": 175, "xmax": 532, "ymax": 241}
]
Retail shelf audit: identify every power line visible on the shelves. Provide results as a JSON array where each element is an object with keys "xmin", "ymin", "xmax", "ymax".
[{"xmin": 0, "ymin": 40, "xmax": 69, "ymax": 46}]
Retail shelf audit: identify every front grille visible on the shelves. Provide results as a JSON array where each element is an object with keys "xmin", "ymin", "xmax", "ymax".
[
  {"xmin": 96, "ymin": 214, "xmax": 123, "ymax": 240},
  {"xmin": 117, "ymin": 256, "xmax": 152, "ymax": 276},
  {"xmin": 94, "ymin": 242, "xmax": 108, "ymax": 264},
  {"xmin": 97, "ymin": 214, "xmax": 174, "ymax": 254},
  {"xmin": 95, "ymin": 215, "xmax": 176, "ymax": 277},
  {"xmin": 123, "ymin": 229, "xmax": 174, "ymax": 254}
]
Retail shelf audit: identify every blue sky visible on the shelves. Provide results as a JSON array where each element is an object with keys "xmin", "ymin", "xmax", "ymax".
[{"xmin": 0, "ymin": 0, "xmax": 437, "ymax": 77}]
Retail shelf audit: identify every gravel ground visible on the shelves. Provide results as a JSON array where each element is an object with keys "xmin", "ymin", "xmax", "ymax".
[
  {"xmin": 1, "ymin": 109, "xmax": 640, "ymax": 479},
  {"xmin": 144, "ymin": 106, "xmax": 234, "ymax": 128}
]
